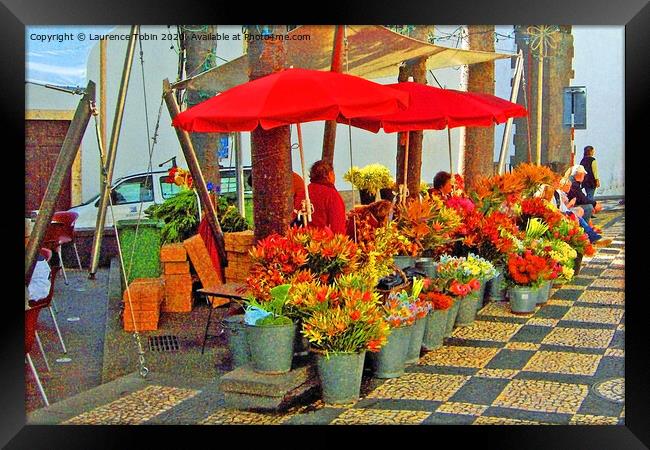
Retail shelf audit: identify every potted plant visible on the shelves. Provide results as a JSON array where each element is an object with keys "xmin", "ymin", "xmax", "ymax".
[
  {"xmin": 433, "ymin": 255, "xmax": 482, "ymax": 329},
  {"xmin": 295, "ymin": 277, "xmax": 390, "ymax": 405},
  {"xmin": 243, "ymin": 284, "xmax": 296, "ymax": 374},
  {"xmin": 369, "ymin": 293, "xmax": 416, "ymax": 378},
  {"xmin": 533, "ymin": 238, "xmax": 576, "ymax": 304},
  {"xmin": 403, "ymin": 278, "xmax": 431, "ymax": 364},
  {"xmin": 504, "ymin": 250, "xmax": 549, "ymax": 314},
  {"xmin": 464, "ymin": 253, "xmax": 498, "ymax": 312},
  {"xmin": 420, "ymin": 289, "xmax": 454, "ymax": 350}
]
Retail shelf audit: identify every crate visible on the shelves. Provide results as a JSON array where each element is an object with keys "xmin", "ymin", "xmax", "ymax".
[
  {"xmin": 160, "ymin": 243, "xmax": 187, "ymax": 263},
  {"xmin": 162, "ymin": 273, "xmax": 193, "ymax": 313},
  {"xmin": 122, "ymin": 277, "xmax": 164, "ymax": 331},
  {"xmin": 163, "ymin": 261, "xmax": 191, "ymax": 275},
  {"xmin": 183, "ymin": 234, "xmax": 222, "ymax": 287}
]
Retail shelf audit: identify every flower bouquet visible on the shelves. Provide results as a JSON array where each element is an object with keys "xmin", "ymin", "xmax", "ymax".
[
  {"xmin": 433, "ymin": 255, "xmax": 482, "ymax": 330},
  {"xmin": 294, "ymin": 275, "xmax": 390, "ymax": 404},
  {"xmin": 419, "ymin": 286, "xmax": 454, "ymax": 350},
  {"xmin": 505, "ymin": 249, "xmax": 558, "ymax": 313},
  {"xmin": 344, "ymin": 164, "xmax": 394, "ymax": 203},
  {"xmin": 369, "ymin": 281, "xmax": 421, "ymax": 378}
]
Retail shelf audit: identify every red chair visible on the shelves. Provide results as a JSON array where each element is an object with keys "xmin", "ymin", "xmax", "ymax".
[
  {"xmin": 29, "ymin": 265, "xmax": 67, "ymax": 354},
  {"xmin": 26, "ymin": 305, "xmax": 50, "ymax": 407},
  {"xmin": 44, "ymin": 211, "xmax": 82, "ymax": 285}
]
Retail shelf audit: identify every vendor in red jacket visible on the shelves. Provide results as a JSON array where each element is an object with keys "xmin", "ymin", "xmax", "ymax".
[{"xmin": 293, "ymin": 160, "xmax": 347, "ymax": 235}]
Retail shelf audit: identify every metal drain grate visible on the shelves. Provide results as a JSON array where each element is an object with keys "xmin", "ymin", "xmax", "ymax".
[{"xmin": 148, "ymin": 335, "xmax": 180, "ymax": 352}]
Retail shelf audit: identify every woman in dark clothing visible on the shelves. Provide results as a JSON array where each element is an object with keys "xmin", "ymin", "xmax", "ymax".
[
  {"xmin": 579, "ymin": 145, "xmax": 600, "ymax": 202},
  {"xmin": 293, "ymin": 160, "xmax": 347, "ymax": 235},
  {"xmin": 567, "ymin": 165, "xmax": 602, "ymax": 222}
]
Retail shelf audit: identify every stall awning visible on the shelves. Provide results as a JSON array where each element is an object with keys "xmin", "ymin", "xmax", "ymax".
[{"xmin": 174, "ymin": 25, "xmax": 514, "ymax": 93}]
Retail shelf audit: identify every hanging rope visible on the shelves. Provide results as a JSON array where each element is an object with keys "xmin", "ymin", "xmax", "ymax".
[
  {"xmin": 90, "ymin": 101, "xmax": 149, "ymax": 378},
  {"xmin": 124, "ymin": 38, "xmax": 164, "ymax": 286}
]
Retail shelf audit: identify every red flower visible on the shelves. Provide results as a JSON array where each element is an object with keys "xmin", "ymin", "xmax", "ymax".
[{"xmin": 350, "ymin": 310, "xmax": 361, "ymax": 321}]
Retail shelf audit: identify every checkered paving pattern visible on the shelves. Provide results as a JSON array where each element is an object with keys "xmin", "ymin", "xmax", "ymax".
[{"xmin": 51, "ymin": 209, "xmax": 624, "ymax": 425}]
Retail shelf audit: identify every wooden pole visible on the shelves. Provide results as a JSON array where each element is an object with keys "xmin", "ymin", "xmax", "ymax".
[
  {"xmin": 26, "ymin": 82, "xmax": 95, "ymax": 284},
  {"xmin": 321, "ymin": 25, "xmax": 345, "ymax": 164},
  {"xmin": 100, "ymin": 39, "xmax": 107, "ymax": 157},
  {"xmin": 163, "ymin": 79, "xmax": 228, "ymax": 278},
  {"xmin": 89, "ymin": 25, "xmax": 140, "ymax": 278},
  {"xmin": 536, "ymin": 42, "xmax": 544, "ymax": 165},
  {"xmin": 498, "ymin": 50, "xmax": 524, "ymax": 174},
  {"xmin": 297, "ymin": 123, "xmax": 312, "ymax": 224}
]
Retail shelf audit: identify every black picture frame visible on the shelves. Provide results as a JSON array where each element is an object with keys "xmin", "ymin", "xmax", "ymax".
[{"xmin": 8, "ymin": 0, "xmax": 646, "ymax": 447}]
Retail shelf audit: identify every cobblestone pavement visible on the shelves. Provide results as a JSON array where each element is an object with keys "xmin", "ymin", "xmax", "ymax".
[{"xmin": 28, "ymin": 202, "xmax": 624, "ymax": 425}]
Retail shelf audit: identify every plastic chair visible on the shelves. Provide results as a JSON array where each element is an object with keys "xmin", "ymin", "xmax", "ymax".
[
  {"xmin": 43, "ymin": 211, "xmax": 81, "ymax": 285},
  {"xmin": 29, "ymin": 265, "xmax": 67, "ymax": 354},
  {"xmin": 25, "ymin": 306, "xmax": 50, "ymax": 407}
]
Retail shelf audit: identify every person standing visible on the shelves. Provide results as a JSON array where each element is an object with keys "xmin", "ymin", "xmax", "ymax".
[
  {"xmin": 579, "ymin": 145, "xmax": 600, "ymax": 202},
  {"xmin": 293, "ymin": 160, "xmax": 347, "ymax": 235}
]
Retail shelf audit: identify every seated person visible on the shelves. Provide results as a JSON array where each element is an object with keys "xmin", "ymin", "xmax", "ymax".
[
  {"xmin": 545, "ymin": 181, "xmax": 611, "ymax": 247},
  {"xmin": 293, "ymin": 160, "xmax": 346, "ymax": 235},
  {"xmin": 566, "ymin": 165, "xmax": 602, "ymax": 222},
  {"xmin": 428, "ymin": 171, "xmax": 453, "ymax": 200}
]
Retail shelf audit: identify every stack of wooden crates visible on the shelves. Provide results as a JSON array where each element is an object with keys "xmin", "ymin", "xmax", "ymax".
[
  {"xmin": 160, "ymin": 243, "xmax": 193, "ymax": 313},
  {"xmin": 223, "ymin": 230, "xmax": 255, "ymax": 283},
  {"xmin": 122, "ymin": 278, "xmax": 165, "ymax": 331}
]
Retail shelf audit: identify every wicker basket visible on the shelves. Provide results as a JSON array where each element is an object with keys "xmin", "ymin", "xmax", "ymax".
[{"xmin": 376, "ymin": 266, "xmax": 411, "ymax": 301}]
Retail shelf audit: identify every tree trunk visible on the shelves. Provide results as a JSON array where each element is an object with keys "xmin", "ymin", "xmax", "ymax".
[
  {"xmin": 396, "ymin": 26, "xmax": 433, "ymax": 200},
  {"xmin": 183, "ymin": 25, "xmax": 221, "ymax": 188},
  {"xmin": 464, "ymin": 25, "xmax": 496, "ymax": 191},
  {"xmin": 321, "ymin": 25, "xmax": 345, "ymax": 165},
  {"xmin": 247, "ymin": 25, "xmax": 293, "ymax": 241}
]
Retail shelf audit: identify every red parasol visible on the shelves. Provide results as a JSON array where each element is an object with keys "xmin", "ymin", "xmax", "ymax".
[
  {"xmin": 336, "ymin": 82, "xmax": 528, "ymax": 202},
  {"xmin": 338, "ymin": 82, "xmax": 527, "ymax": 133},
  {"xmin": 172, "ymin": 68, "xmax": 410, "ymax": 224},
  {"xmin": 172, "ymin": 68, "xmax": 410, "ymax": 132}
]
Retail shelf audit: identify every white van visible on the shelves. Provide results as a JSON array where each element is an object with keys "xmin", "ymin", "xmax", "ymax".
[{"xmin": 68, "ymin": 166, "xmax": 252, "ymax": 230}]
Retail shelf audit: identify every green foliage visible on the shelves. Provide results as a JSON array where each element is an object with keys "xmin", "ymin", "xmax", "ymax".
[
  {"xmin": 145, "ymin": 190, "xmax": 250, "ymax": 245},
  {"xmin": 145, "ymin": 189, "xmax": 199, "ymax": 244},
  {"xmin": 217, "ymin": 197, "xmax": 250, "ymax": 232},
  {"xmin": 245, "ymin": 284, "xmax": 293, "ymax": 326}
]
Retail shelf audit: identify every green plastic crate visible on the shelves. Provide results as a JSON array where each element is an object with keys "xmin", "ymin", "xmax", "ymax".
[{"xmin": 116, "ymin": 219, "xmax": 164, "ymax": 288}]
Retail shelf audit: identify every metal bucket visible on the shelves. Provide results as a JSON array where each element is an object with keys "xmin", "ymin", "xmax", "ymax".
[{"xmin": 224, "ymin": 315, "xmax": 250, "ymax": 368}]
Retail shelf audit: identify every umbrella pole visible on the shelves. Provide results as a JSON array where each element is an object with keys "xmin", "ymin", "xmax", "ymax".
[
  {"xmin": 401, "ymin": 132, "xmax": 410, "ymax": 204},
  {"xmin": 296, "ymin": 123, "xmax": 312, "ymax": 225},
  {"xmin": 447, "ymin": 128, "xmax": 453, "ymax": 174}
]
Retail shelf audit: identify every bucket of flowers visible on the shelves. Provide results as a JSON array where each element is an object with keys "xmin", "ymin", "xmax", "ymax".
[
  {"xmin": 290, "ymin": 274, "xmax": 390, "ymax": 405},
  {"xmin": 434, "ymin": 255, "xmax": 483, "ymax": 330},
  {"xmin": 403, "ymin": 278, "xmax": 431, "ymax": 364},
  {"xmin": 419, "ymin": 285, "xmax": 454, "ymax": 350},
  {"xmin": 505, "ymin": 249, "xmax": 557, "ymax": 314},
  {"xmin": 550, "ymin": 217, "xmax": 595, "ymax": 276},
  {"xmin": 368, "ymin": 288, "xmax": 417, "ymax": 379},
  {"xmin": 243, "ymin": 284, "xmax": 296, "ymax": 374},
  {"xmin": 464, "ymin": 253, "xmax": 498, "ymax": 312},
  {"xmin": 531, "ymin": 235, "xmax": 577, "ymax": 303}
]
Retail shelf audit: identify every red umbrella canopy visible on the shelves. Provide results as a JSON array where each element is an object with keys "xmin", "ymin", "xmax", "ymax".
[
  {"xmin": 338, "ymin": 82, "xmax": 528, "ymax": 133},
  {"xmin": 172, "ymin": 68, "xmax": 410, "ymax": 133}
]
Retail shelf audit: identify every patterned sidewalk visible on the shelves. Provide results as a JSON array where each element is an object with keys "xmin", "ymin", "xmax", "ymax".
[{"xmin": 31, "ymin": 204, "xmax": 624, "ymax": 426}]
